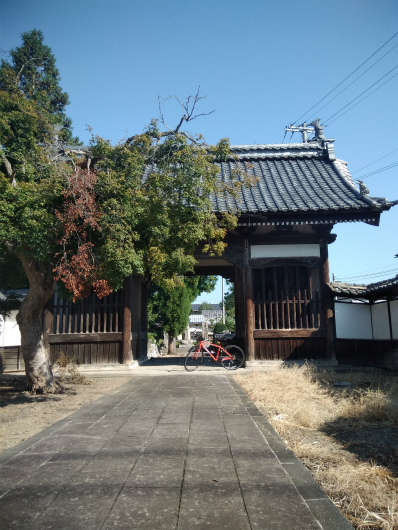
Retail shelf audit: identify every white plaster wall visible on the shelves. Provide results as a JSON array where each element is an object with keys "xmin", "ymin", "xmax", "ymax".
[
  {"xmin": 371, "ymin": 302, "xmax": 391, "ymax": 340},
  {"xmin": 390, "ymin": 299, "xmax": 398, "ymax": 340},
  {"xmin": 250, "ymin": 243, "xmax": 320, "ymax": 259},
  {"xmin": 0, "ymin": 310, "xmax": 21, "ymax": 347},
  {"xmin": 335, "ymin": 302, "xmax": 372, "ymax": 339}
]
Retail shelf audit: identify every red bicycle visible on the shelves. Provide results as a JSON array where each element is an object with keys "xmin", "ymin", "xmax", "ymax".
[{"xmin": 184, "ymin": 339, "xmax": 245, "ymax": 371}]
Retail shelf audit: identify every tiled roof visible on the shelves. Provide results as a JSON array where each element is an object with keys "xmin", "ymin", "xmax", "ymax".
[
  {"xmin": 191, "ymin": 303, "xmax": 221, "ymax": 312},
  {"xmin": 212, "ymin": 142, "xmax": 393, "ymax": 222},
  {"xmin": 329, "ymin": 276, "xmax": 398, "ymax": 299},
  {"xmin": 68, "ymin": 139, "xmax": 396, "ymax": 225}
]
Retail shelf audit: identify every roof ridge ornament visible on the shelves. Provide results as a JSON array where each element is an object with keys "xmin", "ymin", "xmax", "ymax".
[
  {"xmin": 357, "ymin": 180, "xmax": 370, "ymax": 196},
  {"xmin": 285, "ymin": 119, "xmax": 329, "ymax": 145},
  {"xmin": 308, "ymin": 119, "xmax": 326, "ymax": 140}
]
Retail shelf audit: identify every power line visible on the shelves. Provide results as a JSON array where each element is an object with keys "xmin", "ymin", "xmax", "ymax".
[
  {"xmin": 289, "ymin": 31, "xmax": 398, "ymax": 125},
  {"xmin": 307, "ymin": 42, "xmax": 398, "ymax": 124},
  {"xmin": 351, "ymin": 148, "xmax": 398, "ymax": 174},
  {"xmin": 336, "ymin": 269, "xmax": 397, "ymax": 279},
  {"xmin": 338, "ymin": 264, "xmax": 398, "ymax": 275},
  {"xmin": 334, "ymin": 264, "xmax": 398, "ymax": 279},
  {"xmin": 356, "ymin": 161, "xmax": 398, "ymax": 181},
  {"xmin": 335, "ymin": 269, "xmax": 398, "ymax": 282},
  {"xmin": 324, "ymin": 69, "xmax": 398, "ymax": 126}
]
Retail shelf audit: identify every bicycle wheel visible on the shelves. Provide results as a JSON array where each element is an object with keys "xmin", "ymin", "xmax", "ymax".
[
  {"xmin": 184, "ymin": 346, "xmax": 203, "ymax": 372},
  {"xmin": 220, "ymin": 345, "xmax": 245, "ymax": 370}
]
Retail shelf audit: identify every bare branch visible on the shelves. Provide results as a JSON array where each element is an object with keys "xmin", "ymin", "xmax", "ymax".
[{"xmin": 125, "ymin": 87, "xmax": 214, "ymax": 147}]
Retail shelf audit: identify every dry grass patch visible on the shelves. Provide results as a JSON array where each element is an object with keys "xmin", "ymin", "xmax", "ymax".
[{"xmin": 235, "ymin": 365, "xmax": 398, "ymax": 530}]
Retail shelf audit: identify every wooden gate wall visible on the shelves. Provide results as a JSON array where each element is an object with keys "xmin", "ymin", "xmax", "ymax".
[
  {"xmin": 45, "ymin": 290, "xmax": 123, "ymax": 364},
  {"xmin": 233, "ymin": 235, "xmax": 335, "ymax": 363}
]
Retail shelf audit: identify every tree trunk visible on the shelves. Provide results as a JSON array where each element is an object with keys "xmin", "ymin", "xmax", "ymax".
[
  {"xmin": 168, "ymin": 335, "xmax": 176, "ymax": 355},
  {"xmin": 16, "ymin": 254, "xmax": 55, "ymax": 393}
]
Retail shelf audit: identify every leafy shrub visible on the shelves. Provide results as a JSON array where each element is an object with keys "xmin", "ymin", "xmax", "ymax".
[{"xmin": 213, "ymin": 322, "xmax": 229, "ymax": 335}]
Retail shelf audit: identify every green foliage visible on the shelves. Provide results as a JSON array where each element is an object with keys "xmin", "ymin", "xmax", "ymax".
[
  {"xmin": 0, "ymin": 246, "xmax": 28, "ymax": 289},
  {"xmin": 147, "ymin": 279, "xmax": 192, "ymax": 340},
  {"xmin": 1, "ymin": 30, "xmax": 246, "ymax": 310},
  {"xmin": 216, "ymin": 280, "xmax": 235, "ymax": 331},
  {"xmin": 136, "ymin": 135, "xmax": 239, "ymax": 288},
  {"xmin": 213, "ymin": 321, "xmax": 229, "ymax": 334},
  {"xmin": 148, "ymin": 275, "xmax": 217, "ymax": 342},
  {"xmin": 198, "ymin": 301, "xmax": 214, "ymax": 311},
  {"xmin": 0, "ymin": 29, "xmax": 80, "ymax": 144},
  {"xmin": 222, "ymin": 280, "xmax": 235, "ymax": 320}
]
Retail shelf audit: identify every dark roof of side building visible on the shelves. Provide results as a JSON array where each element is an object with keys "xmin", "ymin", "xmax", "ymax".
[
  {"xmin": 191, "ymin": 303, "xmax": 221, "ymax": 312},
  {"xmin": 329, "ymin": 276, "xmax": 398, "ymax": 300}
]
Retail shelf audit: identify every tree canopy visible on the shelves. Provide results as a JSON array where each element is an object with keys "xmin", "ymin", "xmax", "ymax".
[
  {"xmin": 198, "ymin": 301, "xmax": 215, "ymax": 311},
  {"xmin": 148, "ymin": 275, "xmax": 217, "ymax": 350},
  {"xmin": 0, "ymin": 30, "xmax": 251, "ymax": 391},
  {"xmin": 0, "ymin": 29, "xmax": 79, "ymax": 144}
]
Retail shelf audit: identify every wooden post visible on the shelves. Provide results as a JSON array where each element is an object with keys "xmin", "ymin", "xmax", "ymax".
[
  {"xmin": 243, "ymin": 239, "xmax": 255, "ymax": 361},
  {"xmin": 140, "ymin": 278, "xmax": 148, "ymax": 360},
  {"xmin": 320, "ymin": 235, "xmax": 336, "ymax": 362},
  {"xmin": 122, "ymin": 275, "xmax": 132, "ymax": 364}
]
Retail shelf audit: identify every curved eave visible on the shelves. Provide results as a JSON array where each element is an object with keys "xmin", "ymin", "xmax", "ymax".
[{"xmin": 233, "ymin": 209, "xmax": 383, "ymax": 227}]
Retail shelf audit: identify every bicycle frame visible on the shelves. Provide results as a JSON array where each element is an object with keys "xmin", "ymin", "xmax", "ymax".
[
  {"xmin": 195, "ymin": 340, "xmax": 233, "ymax": 362},
  {"xmin": 185, "ymin": 339, "xmax": 245, "ymax": 372}
]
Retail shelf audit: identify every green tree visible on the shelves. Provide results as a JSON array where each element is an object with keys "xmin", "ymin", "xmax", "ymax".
[
  {"xmin": 1, "ymin": 33, "xmax": 249, "ymax": 392},
  {"xmin": 148, "ymin": 275, "xmax": 217, "ymax": 353},
  {"xmin": 0, "ymin": 29, "xmax": 79, "ymax": 144},
  {"xmin": 0, "ymin": 247, "xmax": 28, "ymax": 289},
  {"xmin": 219, "ymin": 280, "xmax": 235, "ymax": 331},
  {"xmin": 198, "ymin": 301, "xmax": 214, "ymax": 311}
]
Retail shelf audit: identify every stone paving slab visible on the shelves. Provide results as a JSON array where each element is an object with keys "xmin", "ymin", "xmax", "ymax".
[{"xmin": 0, "ymin": 374, "xmax": 353, "ymax": 530}]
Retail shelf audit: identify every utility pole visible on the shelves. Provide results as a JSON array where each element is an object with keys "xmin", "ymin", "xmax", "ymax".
[
  {"xmin": 222, "ymin": 277, "xmax": 225, "ymax": 324},
  {"xmin": 285, "ymin": 119, "xmax": 326, "ymax": 143}
]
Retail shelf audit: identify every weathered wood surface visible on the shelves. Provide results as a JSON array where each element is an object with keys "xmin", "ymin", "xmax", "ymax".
[
  {"xmin": 48, "ymin": 332, "xmax": 122, "ymax": 343},
  {"xmin": 336, "ymin": 339, "xmax": 398, "ymax": 370},
  {"xmin": 50, "ymin": 342, "xmax": 121, "ymax": 364},
  {"xmin": 51, "ymin": 291, "xmax": 122, "ymax": 334},
  {"xmin": 254, "ymin": 289, "xmax": 321, "ymax": 331},
  {"xmin": 0, "ymin": 346, "xmax": 22, "ymax": 372},
  {"xmin": 254, "ymin": 337, "xmax": 327, "ymax": 361}
]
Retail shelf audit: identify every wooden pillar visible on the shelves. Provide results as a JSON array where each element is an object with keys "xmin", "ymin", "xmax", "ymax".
[
  {"xmin": 243, "ymin": 239, "xmax": 255, "ymax": 361},
  {"xmin": 122, "ymin": 275, "xmax": 132, "ymax": 364},
  {"xmin": 234, "ymin": 266, "xmax": 244, "ymax": 343},
  {"xmin": 320, "ymin": 235, "xmax": 336, "ymax": 362},
  {"xmin": 140, "ymin": 279, "xmax": 148, "ymax": 360}
]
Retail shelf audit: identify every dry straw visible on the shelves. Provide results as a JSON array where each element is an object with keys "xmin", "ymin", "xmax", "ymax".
[{"xmin": 235, "ymin": 365, "xmax": 397, "ymax": 530}]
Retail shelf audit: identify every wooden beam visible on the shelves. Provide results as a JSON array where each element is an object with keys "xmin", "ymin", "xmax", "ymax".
[
  {"xmin": 253, "ymin": 329, "xmax": 326, "ymax": 339},
  {"xmin": 48, "ymin": 332, "xmax": 122, "ymax": 344}
]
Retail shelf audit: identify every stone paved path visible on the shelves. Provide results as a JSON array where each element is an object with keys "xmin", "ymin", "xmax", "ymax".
[{"xmin": 0, "ymin": 374, "xmax": 353, "ymax": 530}]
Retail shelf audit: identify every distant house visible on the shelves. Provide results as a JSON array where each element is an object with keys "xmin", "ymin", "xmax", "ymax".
[
  {"xmin": 190, "ymin": 303, "xmax": 222, "ymax": 323},
  {"xmin": 0, "ymin": 290, "xmax": 27, "ymax": 371}
]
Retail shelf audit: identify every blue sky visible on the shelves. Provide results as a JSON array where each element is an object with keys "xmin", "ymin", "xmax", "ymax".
[{"xmin": 2, "ymin": 0, "xmax": 398, "ymax": 303}]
